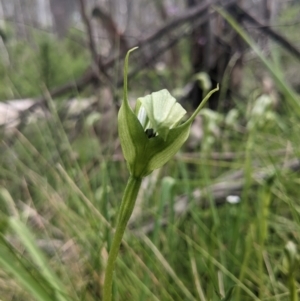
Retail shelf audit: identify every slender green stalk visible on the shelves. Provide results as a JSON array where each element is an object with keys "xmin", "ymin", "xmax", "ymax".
[
  {"xmin": 103, "ymin": 176, "xmax": 142, "ymax": 301},
  {"xmin": 288, "ymin": 274, "xmax": 297, "ymax": 301}
]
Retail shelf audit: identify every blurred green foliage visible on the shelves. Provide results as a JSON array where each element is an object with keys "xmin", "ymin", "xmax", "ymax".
[
  {"xmin": 0, "ymin": 30, "xmax": 88, "ymax": 100},
  {"xmin": 0, "ymin": 4, "xmax": 300, "ymax": 301}
]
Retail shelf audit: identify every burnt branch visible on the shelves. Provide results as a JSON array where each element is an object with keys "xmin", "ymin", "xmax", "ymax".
[
  {"xmin": 79, "ymin": 0, "xmax": 98, "ymax": 65},
  {"xmin": 231, "ymin": 4, "xmax": 300, "ymax": 62},
  {"xmin": 92, "ymin": 6, "xmax": 128, "ymax": 53},
  {"xmin": 78, "ymin": 0, "xmax": 110, "ymax": 85}
]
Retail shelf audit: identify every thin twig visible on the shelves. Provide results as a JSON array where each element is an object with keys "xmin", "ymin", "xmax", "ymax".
[{"xmin": 231, "ymin": 4, "xmax": 300, "ymax": 62}]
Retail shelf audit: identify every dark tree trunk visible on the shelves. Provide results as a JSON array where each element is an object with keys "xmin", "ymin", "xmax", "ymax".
[{"xmin": 187, "ymin": 0, "xmax": 245, "ymax": 111}]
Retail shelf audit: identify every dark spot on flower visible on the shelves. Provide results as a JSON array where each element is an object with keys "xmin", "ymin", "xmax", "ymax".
[{"xmin": 145, "ymin": 128, "xmax": 156, "ymax": 138}]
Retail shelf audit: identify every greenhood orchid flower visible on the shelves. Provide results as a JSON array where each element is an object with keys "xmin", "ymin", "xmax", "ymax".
[
  {"xmin": 135, "ymin": 89, "xmax": 187, "ymax": 140},
  {"xmin": 118, "ymin": 47, "xmax": 219, "ymax": 178},
  {"xmin": 103, "ymin": 48, "xmax": 219, "ymax": 301}
]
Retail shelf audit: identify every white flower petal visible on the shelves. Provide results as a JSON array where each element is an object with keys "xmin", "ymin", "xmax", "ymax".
[{"xmin": 138, "ymin": 89, "xmax": 186, "ymax": 140}]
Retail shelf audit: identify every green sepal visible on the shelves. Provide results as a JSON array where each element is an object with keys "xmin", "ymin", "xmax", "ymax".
[
  {"xmin": 118, "ymin": 47, "xmax": 149, "ymax": 176},
  {"xmin": 140, "ymin": 122, "xmax": 191, "ymax": 175}
]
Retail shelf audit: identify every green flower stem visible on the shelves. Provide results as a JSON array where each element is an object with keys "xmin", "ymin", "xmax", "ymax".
[
  {"xmin": 103, "ymin": 176, "xmax": 142, "ymax": 301},
  {"xmin": 288, "ymin": 274, "xmax": 298, "ymax": 301}
]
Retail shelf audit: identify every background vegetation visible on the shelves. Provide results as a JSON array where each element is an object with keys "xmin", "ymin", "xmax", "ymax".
[{"xmin": 0, "ymin": 1, "xmax": 300, "ymax": 301}]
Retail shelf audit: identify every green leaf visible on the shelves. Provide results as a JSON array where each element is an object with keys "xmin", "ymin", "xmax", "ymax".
[
  {"xmin": 9, "ymin": 218, "xmax": 69, "ymax": 301},
  {"xmin": 0, "ymin": 234, "xmax": 56, "ymax": 301},
  {"xmin": 221, "ymin": 286, "xmax": 235, "ymax": 301}
]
